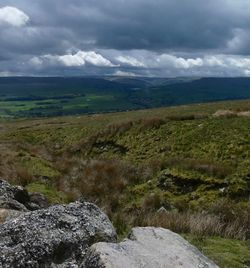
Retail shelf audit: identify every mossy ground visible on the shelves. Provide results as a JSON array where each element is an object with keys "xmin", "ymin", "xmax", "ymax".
[
  {"xmin": 26, "ymin": 183, "xmax": 68, "ymax": 204},
  {"xmin": 184, "ymin": 235, "xmax": 250, "ymax": 268}
]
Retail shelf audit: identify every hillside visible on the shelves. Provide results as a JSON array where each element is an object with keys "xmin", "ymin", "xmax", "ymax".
[
  {"xmin": 1, "ymin": 77, "xmax": 250, "ymax": 117},
  {"xmin": 0, "ymin": 99, "xmax": 249, "ymax": 267}
]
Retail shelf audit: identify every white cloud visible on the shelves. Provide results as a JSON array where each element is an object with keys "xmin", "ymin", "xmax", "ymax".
[
  {"xmin": 116, "ymin": 56, "xmax": 145, "ymax": 67},
  {"xmin": 114, "ymin": 70, "xmax": 136, "ymax": 77},
  {"xmin": 26, "ymin": 50, "xmax": 250, "ymax": 77},
  {"xmin": 42, "ymin": 51, "xmax": 115, "ymax": 67},
  {"xmin": 143, "ymin": 53, "xmax": 250, "ymax": 76},
  {"xmin": 227, "ymin": 57, "xmax": 250, "ymax": 69},
  {"xmin": 56, "ymin": 53, "xmax": 85, "ymax": 67},
  {"xmin": 156, "ymin": 54, "xmax": 203, "ymax": 69},
  {"xmin": 204, "ymin": 56, "xmax": 225, "ymax": 67},
  {"xmin": 244, "ymin": 70, "xmax": 250, "ymax": 76},
  {"xmin": 0, "ymin": 6, "xmax": 29, "ymax": 27},
  {"xmin": 0, "ymin": 71, "xmax": 12, "ymax": 77},
  {"xmin": 29, "ymin": 57, "xmax": 43, "ymax": 66},
  {"xmin": 82, "ymin": 51, "xmax": 115, "ymax": 67}
]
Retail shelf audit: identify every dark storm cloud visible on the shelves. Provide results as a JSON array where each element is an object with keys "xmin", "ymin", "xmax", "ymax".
[
  {"xmin": 2, "ymin": 0, "xmax": 250, "ymax": 52},
  {"xmin": 1, "ymin": 0, "xmax": 250, "ymax": 76}
]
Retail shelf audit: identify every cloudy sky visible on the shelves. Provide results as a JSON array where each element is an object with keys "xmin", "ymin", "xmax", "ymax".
[{"xmin": 1, "ymin": 0, "xmax": 250, "ymax": 77}]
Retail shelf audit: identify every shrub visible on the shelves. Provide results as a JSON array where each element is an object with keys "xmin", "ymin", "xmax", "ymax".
[
  {"xmin": 15, "ymin": 166, "xmax": 34, "ymax": 186},
  {"xmin": 165, "ymin": 157, "xmax": 232, "ymax": 178},
  {"xmin": 139, "ymin": 118, "xmax": 166, "ymax": 130},
  {"xmin": 166, "ymin": 113, "xmax": 208, "ymax": 121},
  {"xmin": 104, "ymin": 121, "xmax": 134, "ymax": 137},
  {"xmin": 54, "ymin": 156, "xmax": 75, "ymax": 173},
  {"xmin": 60, "ymin": 159, "xmax": 142, "ymax": 210},
  {"xmin": 142, "ymin": 192, "xmax": 163, "ymax": 211},
  {"xmin": 70, "ymin": 134, "xmax": 99, "ymax": 154}
]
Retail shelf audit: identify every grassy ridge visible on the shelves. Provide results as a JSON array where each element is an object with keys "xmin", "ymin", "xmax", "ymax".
[{"xmin": 0, "ymin": 99, "xmax": 249, "ymax": 267}]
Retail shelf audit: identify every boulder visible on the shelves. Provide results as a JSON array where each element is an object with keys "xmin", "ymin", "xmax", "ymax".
[
  {"xmin": 27, "ymin": 192, "xmax": 50, "ymax": 210},
  {"xmin": 83, "ymin": 227, "xmax": 218, "ymax": 268},
  {"xmin": 0, "ymin": 179, "xmax": 29, "ymax": 211},
  {"xmin": 0, "ymin": 201, "xmax": 117, "ymax": 267},
  {"xmin": 0, "ymin": 179, "xmax": 49, "ymax": 212}
]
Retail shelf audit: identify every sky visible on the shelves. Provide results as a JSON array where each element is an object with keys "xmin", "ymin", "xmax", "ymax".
[{"xmin": 1, "ymin": 0, "xmax": 250, "ymax": 77}]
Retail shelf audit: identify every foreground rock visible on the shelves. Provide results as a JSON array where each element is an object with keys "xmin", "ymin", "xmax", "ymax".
[
  {"xmin": 0, "ymin": 180, "xmax": 218, "ymax": 267},
  {"xmin": 83, "ymin": 227, "xmax": 218, "ymax": 268},
  {"xmin": 0, "ymin": 179, "xmax": 49, "ymax": 214},
  {"xmin": 0, "ymin": 201, "xmax": 117, "ymax": 267},
  {"xmin": 0, "ymin": 208, "xmax": 24, "ymax": 224}
]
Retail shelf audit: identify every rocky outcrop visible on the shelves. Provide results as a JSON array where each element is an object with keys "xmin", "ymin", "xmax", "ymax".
[
  {"xmin": 0, "ymin": 179, "xmax": 30, "ymax": 211},
  {"xmin": 0, "ymin": 180, "xmax": 218, "ymax": 268},
  {"xmin": 0, "ymin": 179, "xmax": 49, "ymax": 214},
  {"xmin": 83, "ymin": 227, "xmax": 218, "ymax": 268},
  {"xmin": 0, "ymin": 201, "xmax": 117, "ymax": 267},
  {"xmin": 28, "ymin": 192, "xmax": 50, "ymax": 210},
  {"xmin": 0, "ymin": 179, "xmax": 51, "ymax": 224}
]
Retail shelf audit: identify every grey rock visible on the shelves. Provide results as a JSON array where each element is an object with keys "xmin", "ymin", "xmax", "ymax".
[
  {"xmin": 0, "ymin": 208, "xmax": 25, "ymax": 223},
  {"xmin": 0, "ymin": 179, "xmax": 30, "ymax": 211},
  {"xmin": 27, "ymin": 192, "xmax": 50, "ymax": 210},
  {"xmin": 83, "ymin": 227, "xmax": 218, "ymax": 268},
  {"xmin": 0, "ymin": 179, "xmax": 49, "ymax": 212},
  {"xmin": 0, "ymin": 197, "xmax": 28, "ymax": 211},
  {"xmin": 0, "ymin": 201, "xmax": 117, "ymax": 267},
  {"xmin": 157, "ymin": 206, "xmax": 168, "ymax": 214}
]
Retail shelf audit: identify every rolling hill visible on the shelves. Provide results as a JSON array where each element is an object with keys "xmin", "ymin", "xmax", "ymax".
[{"xmin": 0, "ymin": 76, "xmax": 250, "ymax": 117}]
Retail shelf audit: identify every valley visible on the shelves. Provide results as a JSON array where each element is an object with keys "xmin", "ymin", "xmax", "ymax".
[{"xmin": 1, "ymin": 77, "xmax": 250, "ymax": 118}]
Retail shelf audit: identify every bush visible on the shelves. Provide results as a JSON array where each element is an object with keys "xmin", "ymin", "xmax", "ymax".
[
  {"xmin": 104, "ymin": 121, "xmax": 134, "ymax": 137},
  {"xmin": 15, "ymin": 166, "xmax": 34, "ymax": 186},
  {"xmin": 166, "ymin": 113, "xmax": 208, "ymax": 121},
  {"xmin": 165, "ymin": 157, "xmax": 232, "ymax": 178},
  {"xmin": 142, "ymin": 192, "xmax": 163, "ymax": 211},
  {"xmin": 57, "ymin": 159, "xmax": 143, "ymax": 210},
  {"xmin": 139, "ymin": 118, "xmax": 166, "ymax": 130}
]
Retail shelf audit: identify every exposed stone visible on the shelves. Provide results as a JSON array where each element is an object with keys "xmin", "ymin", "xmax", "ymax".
[
  {"xmin": 0, "ymin": 201, "xmax": 117, "ymax": 267},
  {"xmin": 213, "ymin": 109, "xmax": 235, "ymax": 118},
  {"xmin": 158, "ymin": 170, "xmax": 202, "ymax": 194},
  {"xmin": 156, "ymin": 206, "xmax": 168, "ymax": 214},
  {"xmin": 0, "ymin": 197, "xmax": 28, "ymax": 211},
  {"xmin": 237, "ymin": 111, "xmax": 250, "ymax": 117},
  {"xmin": 0, "ymin": 179, "xmax": 49, "ymax": 212},
  {"xmin": 0, "ymin": 179, "xmax": 29, "ymax": 211},
  {"xmin": 0, "ymin": 208, "xmax": 25, "ymax": 224},
  {"xmin": 83, "ymin": 227, "xmax": 218, "ymax": 268},
  {"xmin": 27, "ymin": 192, "xmax": 50, "ymax": 210}
]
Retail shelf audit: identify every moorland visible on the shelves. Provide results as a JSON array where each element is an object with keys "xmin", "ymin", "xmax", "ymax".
[{"xmin": 0, "ymin": 94, "xmax": 249, "ymax": 267}]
